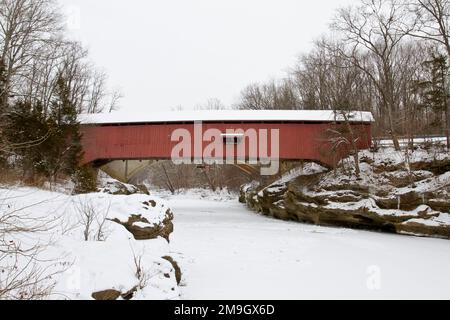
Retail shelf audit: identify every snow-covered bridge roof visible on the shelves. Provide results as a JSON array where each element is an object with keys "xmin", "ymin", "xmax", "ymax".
[{"xmin": 79, "ymin": 110, "xmax": 374, "ymax": 125}]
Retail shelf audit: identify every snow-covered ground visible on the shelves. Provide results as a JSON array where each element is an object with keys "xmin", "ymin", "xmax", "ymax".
[
  {"xmin": 162, "ymin": 193, "xmax": 450, "ymax": 300},
  {"xmin": 378, "ymin": 136, "xmax": 448, "ymax": 147},
  {"xmin": 2, "ymin": 185, "xmax": 450, "ymax": 300},
  {"xmin": 0, "ymin": 187, "xmax": 180, "ymax": 300}
]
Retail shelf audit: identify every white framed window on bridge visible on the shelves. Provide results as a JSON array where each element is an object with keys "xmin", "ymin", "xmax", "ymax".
[{"xmin": 221, "ymin": 133, "xmax": 244, "ymax": 145}]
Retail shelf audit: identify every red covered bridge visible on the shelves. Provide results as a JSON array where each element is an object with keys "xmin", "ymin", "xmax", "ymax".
[{"xmin": 79, "ymin": 110, "xmax": 373, "ymax": 170}]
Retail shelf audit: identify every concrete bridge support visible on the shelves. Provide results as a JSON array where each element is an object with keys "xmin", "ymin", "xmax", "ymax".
[{"xmin": 100, "ymin": 160, "xmax": 154, "ymax": 183}]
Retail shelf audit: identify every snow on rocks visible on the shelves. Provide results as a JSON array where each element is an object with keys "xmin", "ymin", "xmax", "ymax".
[
  {"xmin": 265, "ymin": 162, "xmax": 328, "ymax": 194},
  {"xmin": 98, "ymin": 171, "xmax": 149, "ymax": 195},
  {"xmin": 0, "ymin": 186, "xmax": 180, "ymax": 300},
  {"xmin": 110, "ymin": 203, "xmax": 174, "ymax": 241},
  {"xmin": 240, "ymin": 145, "xmax": 450, "ymax": 239},
  {"xmin": 359, "ymin": 145, "xmax": 450, "ymax": 168}
]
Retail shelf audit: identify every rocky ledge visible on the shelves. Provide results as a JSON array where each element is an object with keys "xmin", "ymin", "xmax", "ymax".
[
  {"xmin": 240, "ymin": 146, "xmax": 450, "ymax": 239},
  {"xmin": 109, "ymin": 197, "xmax": 174, "ymax": 242}
]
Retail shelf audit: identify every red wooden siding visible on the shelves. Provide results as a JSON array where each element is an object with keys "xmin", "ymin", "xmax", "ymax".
[{"xmin": 80, "ymin": 122, "xmax": 372, "ymax": 167}]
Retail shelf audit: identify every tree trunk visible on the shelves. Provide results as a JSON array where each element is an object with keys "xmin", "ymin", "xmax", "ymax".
[
  {"xmin": 202, "ymin": 167, "xmax": 216, "ymax": 192},
  {"xmin": 387, "ymin": 103, "xmax": 401, "ymax": 151},
  {"xmin": 445, "ymin": 101, "xmax": 449, "ymax": 151},
  {"xmin": 344, "ymin": 117, "xmax": 361, "ymax": 177},
  {"xmin": 161, "ymin": 164, "xmax": 175, "ymax": 194},
  {"xmin": 442, "ymin": 62, "xmax": 449, "ymax": 151}
]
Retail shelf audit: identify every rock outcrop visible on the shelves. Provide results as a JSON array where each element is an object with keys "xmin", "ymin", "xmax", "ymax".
[
  {"xmin": 111, "ymin": 201, "xmax": 174, "ymax": 241},
  {"xmin": 100, "ymin": 179, "xmax": 150, "ymax": 195},
  {"xmin": 240, "ymin": 147, "xmax": 450, "ymax": 239},
  {"xmin": 97, "ymin": 170, "xmax": 150, "ymax": 195}
]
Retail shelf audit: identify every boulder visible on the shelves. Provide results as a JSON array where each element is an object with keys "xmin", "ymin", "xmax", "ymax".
[
  {"xmin": 112, "ymin": 208, "xmax": 174, "ymax": 241},
  {"xmin": 91, "ymin": 289, "xmax": 121, "ymax": 300},
  {"xmin": 91, "ymin": 286, "xmax": 140, "ymax": 300},
  {"xmin": 101, "ymin": 180, "xmax": 148, "ymax": 195}
]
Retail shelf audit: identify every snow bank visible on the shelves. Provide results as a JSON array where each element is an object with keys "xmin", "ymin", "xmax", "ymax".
[
  {"xmin": 150, "ymin": 187, "xmax": 238, "ymax": 202},
  {"xmin": 0, "ymin": 186, "xmax": 180, "ymax": 300}
]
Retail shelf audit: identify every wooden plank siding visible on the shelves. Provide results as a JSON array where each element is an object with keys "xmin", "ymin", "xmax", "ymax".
[{"xmin": 80, "ymin": 121, "xmax": 372, "ymax": 167}]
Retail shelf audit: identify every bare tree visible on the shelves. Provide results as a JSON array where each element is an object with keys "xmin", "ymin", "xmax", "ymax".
[
  {"xmin": 0, "ymin": 0, "xmax": 63, "ymax": 109},
  {"xmin": 407, "ymin": 0, "xmax": 450, "ymax": 59},
  {"xmin": 332, "ymin": 0, "xmax": 416, "ymax": 151},
  {"xmin": 108, "ymin": 88, "xmax": 123, "ymax": 113},
  {"xmin": 0, "ymin": 0, "xmax": 114, "ymax": 117},
  {"xmin": 0, "ymin": 194, "xmax": 63, "ymax": 299},
  {"xmin": 130, "ymin": 247, "xmax": 150, "ymax": 291},
  {"xmin": 74, "ymin": 198, "xmax": 110, "ymax": 241},
  {"xmin": 85, "ymin": 70, "xmax": 107, "ymax": 113},
  {"xmin": 294, "ymin": 40, "xmax": 367, "ymax": 175},
  {"xmin": 396, "ymin": 41, "xmax": 436, "ymax": 149},
  {"xmin": 55, "ymin": 42, "xmax": 90, "ymax": 114},
  {"xmin": 0, "ymin": 241, "xmax": 56, "ymax": 299},
  {"xmin": 195, "ymin": 97, "xmax": 226, "ymax": 110},
  {"xmin": 236, "ymin": 79, "xmax": 299, "ymax": 110}
]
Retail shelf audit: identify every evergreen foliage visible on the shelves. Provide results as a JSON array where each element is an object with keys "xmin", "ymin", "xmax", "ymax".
[
  {"xmin": 72, "ymin": 165, "xmax": 98, "ymax": 194},
  {"xmin": 4, "ymin": 75, "xmax": 96, "ymax": 189},
  {"xmin": 418, "ymin": 53, "xmax": 449, "ymax": 122},
  {"xmin": 416, "ymin": 51, "xmax": 450, "ymax": 148}
]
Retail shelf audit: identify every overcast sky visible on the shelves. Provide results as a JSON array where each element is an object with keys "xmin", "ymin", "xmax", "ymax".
[{"xmin": 58, "ymin": 0, "xmax": 355, "ymax": 113}]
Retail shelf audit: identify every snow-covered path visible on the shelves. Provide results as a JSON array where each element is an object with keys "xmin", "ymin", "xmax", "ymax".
[{"xmin": 168, "ymin": 196, "xmax": 450, "ymax": 300}]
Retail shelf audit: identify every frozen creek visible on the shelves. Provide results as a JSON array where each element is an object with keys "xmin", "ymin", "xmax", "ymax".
[{"xmin": 167, "ymin": 195, "xmax": 450, "ymax": 300}]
